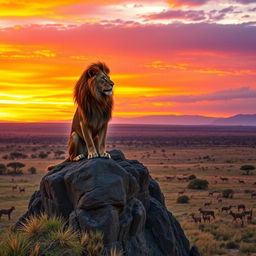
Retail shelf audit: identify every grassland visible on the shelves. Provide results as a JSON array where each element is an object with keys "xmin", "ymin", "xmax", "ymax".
[{"xmin": 0, "ymin": 123, "xmax": 256, "ymax": 255}]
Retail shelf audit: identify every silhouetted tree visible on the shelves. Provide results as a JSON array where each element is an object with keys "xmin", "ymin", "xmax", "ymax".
[
  {"xmin": 7, "ymin": 162, "xmax": 25, "ymax": 175},
  {"xmin": 240, "ymin": 165, "xmax": 255, "ymax": 175},
  {"xmin": 0, "ymin": 163, "xmax": 6, "ymax": 175}
]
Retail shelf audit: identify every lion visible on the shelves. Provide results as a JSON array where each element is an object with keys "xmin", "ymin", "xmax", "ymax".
[{"xmin": 47, "ymin": 62, "xmax": 114, "ymax": 170}]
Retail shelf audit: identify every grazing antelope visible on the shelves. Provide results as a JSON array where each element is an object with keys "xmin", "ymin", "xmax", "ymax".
[
  {"xmin": 12, "ymin": 185, "xmax": 18, "ymax": 191},
  {"xmin": 216, "ymin": 194, "xmax": 222, "ymax": 199},
  {"xmin": 229, "ymin": 210, "xmax": 245, "ymax": 223},
  {"xmin": 238, "ymin": 204, "xmax": 246, "ymax": 212},
  {"xmin": 218, "ymin": 199, "xmax": 223, "ymax": 203},
  {"xmin": 165, "ymin": 176, "xmax": 175, "ymax": 181},
  {"xmin": 178, "ymin": 189, "xmax": 186, "ymax": 195},
  {"xmin": 198, "ymin": 208, "xmax": 215, "ymax": 219},
  {"xmin": 0, "ymin": 206, "xmax": 15, "ymax": 220},
  {"xmin": 238, "ymin": 179, "xmax": 245, "ymax": 184},
  {"xmin": 19, "ymin": 187, "xmax": 25, "ymax": 193},
  {"xmin": 221, "ymin": 205, "xmax": 233, "ymax": 213},
  {"xmin": 204, "ymin": 201, "xmax": 212, "ymax": 207},
  {"xmin": 202, "ymin": 215, "xmax": 211, "ymax": 223},
  {"xmin": 191, "ymin": 213, "xmax": 201, "ymax": 223},
  {"xmin": 220, "ymin": 177, "xmax": 228, "ymax": 182},
  {"xmin": 243, "ymin": 209, "xmax": 252, "ymax": 216},
  {"xmin": 251, "ymin": 192, "xmax": 256, "ymax": 198},
  {"xmin": 208, "ymin": 192, "xmax": 214, "ymax": 197}
]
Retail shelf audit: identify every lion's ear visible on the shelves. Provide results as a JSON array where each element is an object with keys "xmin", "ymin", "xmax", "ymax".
[{"xmin": 87, "ymin": 68, "xmax": 98, "ymax": 78}]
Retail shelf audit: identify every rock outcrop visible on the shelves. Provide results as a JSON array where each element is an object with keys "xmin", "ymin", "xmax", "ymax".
[{"xmin": 16, "ymin": 150, "xmax": 200, "ymax": 256}]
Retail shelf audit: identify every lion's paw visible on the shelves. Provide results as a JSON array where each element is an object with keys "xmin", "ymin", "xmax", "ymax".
[
  {"xmin": 87, "ymin": 152, "xmax": 99, "ymax": 159},
  {"xmin": 100, "ymin": 152, "xmax": 111, "ymax": 159},
  {"xmin": 73, "ymin": 154, "xmax": 86, "ymax": 161}
]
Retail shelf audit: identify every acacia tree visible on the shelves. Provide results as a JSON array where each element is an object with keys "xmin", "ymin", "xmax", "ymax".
[
  {"xmin": 7, "ymin": 162, "xmax": 25, "ymax": 175},
  {"xmin": 240, "ymin": 165, "xmax": 255, "ymax": 175}
]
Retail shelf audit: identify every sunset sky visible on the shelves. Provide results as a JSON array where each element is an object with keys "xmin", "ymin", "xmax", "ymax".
[{"xmin": 0, "ymin": 0, "xmax": 256, "ymax": 122}]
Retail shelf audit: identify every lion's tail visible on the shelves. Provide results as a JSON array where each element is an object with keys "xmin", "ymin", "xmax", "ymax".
[{"xmin": 46, "ymin": 158, "xmax": 70, "ymax": 172}]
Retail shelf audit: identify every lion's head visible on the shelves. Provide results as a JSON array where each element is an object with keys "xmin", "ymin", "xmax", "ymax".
[
  {"xmin": 74, "ymin": 62, "xmax": 114, "ymax": 120},
  {"xmin": 74, "ymin": 62, "xmax": 114, "ymax": 108}
]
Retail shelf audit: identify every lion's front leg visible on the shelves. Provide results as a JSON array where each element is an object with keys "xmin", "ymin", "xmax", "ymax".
[
  {"xmin": 98, "ymin": 124, "xmax": 111, "ymax": 159},
  {"xmin": 80, "ymin": 121, "xmax": 99, "ymax": 159}
]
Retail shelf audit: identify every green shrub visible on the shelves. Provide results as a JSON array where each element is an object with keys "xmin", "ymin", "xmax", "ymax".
[
  {"xmin": 226, "ymin": 241, "xmax": 239, "ymax": 249},
  {"xmin": 176, "ymin": 195, "xmax": 190, "ymax": 204},
  {"xmin": 222, "ymin": 189, "xmax": 234, "ymax": 198},
  {"xmin": 188, "ymin": 179, "xmax": 208, "ymax": 190}
]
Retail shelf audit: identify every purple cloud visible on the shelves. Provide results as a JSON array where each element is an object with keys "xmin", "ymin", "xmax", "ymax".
[
  {"xmin": 144, "ymin": 10, "xmax": 206, "ymax": 21},
  {"xmin": 168, "ymin": 0, "xmax": 210, "ymax": 6},
  {"xmin": 233, "ymin": 0, "xmax": 256, "ymax": 3},
  {"xmin": 148, "ymin": 87, "xmax": 256, "ymax": 103}
]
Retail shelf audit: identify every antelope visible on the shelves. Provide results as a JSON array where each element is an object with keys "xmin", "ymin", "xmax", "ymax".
[
  {"xmin": 12, "ymin": 185, "xmax": 18, "ymax": 191},
  {"xmin": 218, "ymin": 199, "xmax": 223, "ymax": 203},
  {"xmin": 191, "ymin": 214, "xmax": 201, "ymax": 223},
  {"xmin": 208, "ymin": 192, "xmax": 214, "ymax": 197},
  {"xmin": 204, "ymin": 201, "xmax": 212, "ymax": 207},
  {"xmin": 165, "ymin": 176, "xmax": 175, "ymax": 181},
  {"xmin": 229, "ymin": 211, "xmax": 245, "ymax": 223},
  {"xmin": 221, "ymin": 205, "xmax": 233, "ymax": 213},
  {"xmin": 178, "ymin": 189, "xmax": 186, "ymax": 195},
  {"xmin": 220, "ymin": 177, "xmax": 228, "ymax": 182},
  {"xmin": 0, "ymin": 206, "xmax": 15, "ymax": 220},
  {"xmin": 243, "ymin": 209, "xmax": 253, "ymax": 217},
  {"xmin": 198, "ymin": 208, "xmax": 215, "ymax": 219},
  {"xmin": 238, "ymin": 204, "xmax": 246, "ymax": 211},
  {"xmin": 202, "ymin": 215, "xmax": 211, "ymax": 223},
  {"xmin": 19, "ymin": 187, "xmax": 25, "ymax": 193},
  {"xmin": 251, "ymin": 192, "xmax": 256, "ymax": 198},
  {"xmin": 238, "ymin": 179, "xmax": 245, "ymax": 184}
]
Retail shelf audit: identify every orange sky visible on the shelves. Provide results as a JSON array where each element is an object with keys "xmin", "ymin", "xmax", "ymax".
[{"xmin": 0, "ymin": 0, "xmax": 256, "ymax": 122}]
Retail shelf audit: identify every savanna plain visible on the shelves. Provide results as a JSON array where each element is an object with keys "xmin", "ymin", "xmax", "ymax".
[{"xmin": 0, "ymin": 123, "xmax": 256, "ymax": 256}]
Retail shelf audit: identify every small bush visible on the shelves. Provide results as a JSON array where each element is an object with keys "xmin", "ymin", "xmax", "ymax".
[
  {"xmin": 188, "ymin": 179, "xmax": 208, "ymax": 190},
  {"xmin": 28, "ymin": 167, "xmax": 37, "ymax": 174},
  {"xmin": 188, "ymin": 174, "xmax": 196, "ymax": 180},
  {"xmin": 222, "ymin": 189, "xmax": 234, "ymax": 198},
  {"xmin": 226, "ymin": 241, "xmax": 239, "ymax": 249},
  {"xmin": 38, "ymin": 152, "xmax": 48, "ymax": 159},
  {"xmin": 177, "ymin": 195, "xmax": 190, "ymax": 204}
]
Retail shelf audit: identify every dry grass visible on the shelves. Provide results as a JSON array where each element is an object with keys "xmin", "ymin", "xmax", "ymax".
[{"xmin": 1, "ymin": 124, "xmax": 256, "ymax": 255}]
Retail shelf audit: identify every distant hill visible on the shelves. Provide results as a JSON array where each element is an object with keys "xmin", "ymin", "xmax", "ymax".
[
  {"xmin": 111, "ymin": 114, "xmax": 256, "ymax": 126},
  {"xmin": 212, "ymin": 114, "xmax": 256, "ymax": 126}
]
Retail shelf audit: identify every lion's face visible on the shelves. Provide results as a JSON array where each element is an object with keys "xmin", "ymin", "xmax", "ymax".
[{"xmin": 91, "ymin": 71, "xmax": 114, "ymax": 97}]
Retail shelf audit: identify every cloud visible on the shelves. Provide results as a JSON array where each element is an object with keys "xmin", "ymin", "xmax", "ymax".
[
  {"xmin": 144, "ymin": 10, "xmax": 206, "ymax": 21},
  {"xmin": 1, "ymin": 22, "xmax": 256, "ymax": 56},
  {"xmin": 144, "ymin": 6, "xmax": 238, "ymax": 22},
  {"xmin": 148, "ymin": 87, "xmax": 256, "ymax": 103},
  {"xmin": 167, "ymin": 0, "xmax": 210, "ymax": 6},
  {"xmin": 233, "ymin": 0, "xmax": 256, "ymax": 4}
]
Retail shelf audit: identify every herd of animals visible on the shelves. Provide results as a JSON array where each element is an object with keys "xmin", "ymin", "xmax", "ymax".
[
  {"xmin": 0, "ymin": 173, "xmax": 255, "ymax": 229},
  {"xmin": 156, "ymin": 174, "xmax": 256, "ymax": 227}
]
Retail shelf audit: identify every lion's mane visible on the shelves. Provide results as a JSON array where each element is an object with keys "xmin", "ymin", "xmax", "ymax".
[{"xmin": 74, "ymin": 62, "xmax": 113, "ymax": 126}]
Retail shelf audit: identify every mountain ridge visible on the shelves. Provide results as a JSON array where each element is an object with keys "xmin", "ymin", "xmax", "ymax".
[{"xmin": 111, "ymin": 114, "xmax": 256, "ymax": 126}]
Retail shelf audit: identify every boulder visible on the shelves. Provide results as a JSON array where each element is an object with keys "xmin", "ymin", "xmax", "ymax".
[{"xmin": 15, "ymin": 150, "xmax": 200, "ymax": 256}]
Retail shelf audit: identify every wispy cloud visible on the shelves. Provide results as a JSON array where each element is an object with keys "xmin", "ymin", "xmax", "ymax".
[
  {"xmin": 147, "ymin": 87, "xmax": 256, "ymax": 103},
  {"xmin": 167, "ymin": 0, "xmax": 210, "ymax": 6}
]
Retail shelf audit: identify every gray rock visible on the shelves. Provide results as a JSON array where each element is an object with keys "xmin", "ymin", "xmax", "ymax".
[{"xmin": 15, "ymin": 149, "xmax": 200, "ymax": 256}]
